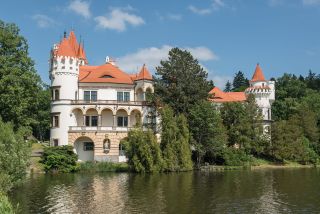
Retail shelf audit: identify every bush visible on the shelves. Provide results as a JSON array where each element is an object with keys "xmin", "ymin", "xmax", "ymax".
[
  {"xmin": 0, "ymin": 119, "xmax": 31, "ymax": 193},
  {"xmin": 124, "ymin": 128, "xmax": 163, "ymax": 173},
  {"xmin": 78, "ymin": 162, "xmax": 129, "ymax": 172},
  {"xmin": 0, "ymin": 193, "xmax": 14, "ymax": 214},
  {"xmin": 40, "ymin": 146, "xmax": 79, "ymax": 173},
  {"xmin": 222, "ymin": 148, "xmax": 253, "ymax": 166}
]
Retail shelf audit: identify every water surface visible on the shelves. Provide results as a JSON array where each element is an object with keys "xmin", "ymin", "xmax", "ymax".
[{"xmin": 9, "ymin": 168, "xmax": 320, "ymax": 213}]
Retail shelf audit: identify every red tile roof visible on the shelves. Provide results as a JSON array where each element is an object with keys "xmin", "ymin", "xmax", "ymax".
[
  {"xmin": 79, "ymin": 63, "xmax": 133, "ymax": 84},
  {"xmin": 54, "ymin": 31, "xmax": 87, "ymax": 63},
  {"xmin": 251, "ymin": 63, "xmax": 266, "ymax": 82},
  {"xmin": 133, "ymin": 64, "xmax": 153, "ymax": 81},
  {"xmin": 209, "ymin": 87, "xmax": 247, "ymax": 103}
]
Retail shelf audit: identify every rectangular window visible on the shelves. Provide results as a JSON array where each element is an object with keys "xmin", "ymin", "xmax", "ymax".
[
  {"xmin": 117, "ymin": 91, "xmax": 130, "ymax": 102},
  {"xmin": 117, "ymin": 92, "xmax": 123, "ymax": 101},
  {"xmin": 54, "ymin": 89, "xmax": 60, "ymax": 100},
  {"xmin": 54, "ymin": 116, "xmax": 59, "ymax": 127},
  {"xmin": 85, "ymin": 116, "xmax": 90, "ymax": 126},
  {"xmin": 85, "ymin": 116, "xmax": 98, "ymax": 126},
  {"xmin": 51, "ymin": 115, "xmax": 59, "ymax": 127},
  {"xmin": 84, "ymin": 142, "xmax": 94, "ymax": 151},
  {"xmin": 84, "ymin": 91, "xmax": 91, "ymax": 101},
  {"xmin": 53, "ymin": 139, "xmax": 59, "ymax": 147},
  {"xmin": 124, "ymin": 92, "xmax": 130, "ymax": 101},
  {"xmin": 84, "ymin": 91, "xmax": 97, "ymax": 101},
  {"xmin": 91, "ymin": 91, "xmax": 97, "ymax": 101},
  {"xmin": 117, "ymin": 116, "xmax": 128, "ymax": 127},
  {"xmin": 91, "ymin": 116, "xmax": 98, "ymax": 127}
]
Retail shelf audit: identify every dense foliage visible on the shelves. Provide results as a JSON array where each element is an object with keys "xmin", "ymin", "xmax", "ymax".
[
  {"xmin": 271, "ymin": 72, "xmax": 320, "ymax": 164},
  {"xmin": 232, "ymin": 71, "xmax": 249, "ymax": 92},
  {"xmin": 154, "ymin": 47, "xmax": 213, "ymax": 118},
  {"xmin": 0, "ymin": 118, "xmax": 31, "ymax": 193},
  {"xmin": 124, "ymin": 106, "xmax": 193, "ymax": 172},
  {"xmin": 189, "ymin": 100, "xmax": 227, "ymax": 166},
  {"xmin": 0, "ymin": 19, "xmax": 50, "ymax": 140},
  {"xmin": 160, "ymin": 106, "xmax": 193, "ymax": 171},
  {"xmin": 123, "ymin": 128, "xmax": 163, "ymax": 173},
  {"xmin": 0, "ymin": 193, "xmax": 14, "ymax": 214},
  {"xmin": 40, "ymin": 146, "xmax": 79, "ymax": 173}
]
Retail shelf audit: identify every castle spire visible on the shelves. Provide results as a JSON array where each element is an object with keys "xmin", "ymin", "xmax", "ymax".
[{"xmin": 251, "ymin": 63, "xmax": 266, "ymax": 82}]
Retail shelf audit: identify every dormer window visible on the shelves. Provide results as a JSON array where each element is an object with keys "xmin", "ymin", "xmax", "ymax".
[
  {"xmin": 100, "ymin": 75, "xmax": 114, "ymax": 78},
  {"xmin": 61, "ymin": 58, "xmax": 65, "ymax": 64},
  {"xmin": 70, "ymin": 59, "xmax": 73, "ymax": 64}
]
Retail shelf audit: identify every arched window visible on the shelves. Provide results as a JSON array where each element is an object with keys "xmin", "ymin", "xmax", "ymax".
[{"xmin": 103, "ymin": 139, "xmax": 111, "ymax": 153}]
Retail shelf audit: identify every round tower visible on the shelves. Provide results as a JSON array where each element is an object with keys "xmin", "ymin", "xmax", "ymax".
[
  {"xmin": 49, "ymin": 31, "xmax": 87, "ymax": 146},
  {"xmin": 245, "ymin": 64, "xmax": 273, "ymax": 134}
]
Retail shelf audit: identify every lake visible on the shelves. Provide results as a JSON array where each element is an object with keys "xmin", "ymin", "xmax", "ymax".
[{"xmin": 9, "ymin": 168, "xmax": 320, "ymax": 213}]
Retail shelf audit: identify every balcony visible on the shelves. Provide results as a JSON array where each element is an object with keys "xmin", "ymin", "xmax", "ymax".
[
  {"xmin": 70, "ymin": 100, "xmax": 149, "ymax": 106},
  {"xmin": 69, "ymin": 126, "xmax": 133, "ymax": 132}
]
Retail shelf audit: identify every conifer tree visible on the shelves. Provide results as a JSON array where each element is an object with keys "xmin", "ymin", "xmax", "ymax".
[
  {"xmin": 154, "ymin": 48, "xmax": 213, "ymax": 118},
  {"xmin": 224, "ymin": 80, "xmax": 232, "ymax": 92},
  {"xmin": 232, "ymin": 71, "xmax": 249, "ymax": 92}
]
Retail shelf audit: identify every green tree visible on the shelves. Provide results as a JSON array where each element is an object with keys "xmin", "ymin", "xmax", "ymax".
[
  {"xmin": 221, "ymin": 95, "xmax": 266, "ymax": 156},
  {"xmin": 271, "ymin": 118, "xmax": 318, "ymax": 164},
  {"xmin": 224, "ymin": 80, "xmax": 232, "ymax": 92},
  {"xmin": 31, "ymin": 85, "xmax": 51, "ymax": 141},
  {"xmin": 232, "ymin": 71, "xmax": 249, "ymax": 92},
  {"xmin": 0, "ymin": 20, "xmax": 43, "ymax": 129},
  {"xmin": 124, "ymin": 128, "xmax": 163, "ymax": 173},
  {"xmin": 154, "ymin": 47, "xmax": 213, "ymax": 118},
  {"xmin": 189, "ymin": 100, "xmax": 227, "ymax": 166},
  {"xmin": 0, "ymin": 118, "xmax": 31, "ymax": 193},
  {"xmin": 160, "ymin": 106, "xmax": 193, "ymax": 171}
]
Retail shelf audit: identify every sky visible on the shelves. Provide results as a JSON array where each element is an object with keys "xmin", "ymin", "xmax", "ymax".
[{"xmin": 1, "ymin": 0, "xmax": 320, "ymax": 88}]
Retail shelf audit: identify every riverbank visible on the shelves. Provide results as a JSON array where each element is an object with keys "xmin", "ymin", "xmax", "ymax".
[{"xmin": 200, "ymin": 159, "xmax": 318, "ymax": 171}]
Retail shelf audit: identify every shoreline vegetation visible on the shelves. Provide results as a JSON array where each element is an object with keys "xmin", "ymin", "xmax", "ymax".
[{"xmin": 2, "ymin": 19, "xmax": 320, "ymax": 213}]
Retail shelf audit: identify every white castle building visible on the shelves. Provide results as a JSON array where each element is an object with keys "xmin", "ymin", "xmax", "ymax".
[
  {"xmin": 49, "ymin": 31, "xmax": 155, "ymax": 162},
  {"xmin": 209, "ymin": 64, "xmax": 275, "ymax": 134}
]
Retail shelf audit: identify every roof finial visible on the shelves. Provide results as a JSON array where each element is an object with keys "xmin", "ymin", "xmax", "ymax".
[{"xmin": 63, "ymin": 31, "xmax": 67, "ymax": 38}]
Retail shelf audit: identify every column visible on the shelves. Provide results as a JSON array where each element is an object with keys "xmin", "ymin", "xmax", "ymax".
[
  {"xmin": 127, "ymin": 115, "xmax": 131, "ymax": 129},
  {"xmin": 113, "ymin": 115, "xmax": 117, "ymax": 130},
  {"xmin": 98, "ymin": 115, "xmax": 102, "ymax": 126},
  {"xmin": 83, "ymin": 115, "xmax": 86, "ymax": 126}
]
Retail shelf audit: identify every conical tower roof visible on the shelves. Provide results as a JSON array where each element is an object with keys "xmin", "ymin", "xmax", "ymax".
[
  {"xmin": 251, "ymin": 63, "xmax": 266, "ymax": 82},
  {"xmin": 136, "ymin": 64, "xmax": 152, "ymax": 80}
]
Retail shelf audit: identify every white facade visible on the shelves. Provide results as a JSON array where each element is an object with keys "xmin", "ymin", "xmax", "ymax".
[{"xmin": 49, "ymin": 32, "xmax": 155, "ymax": 162}]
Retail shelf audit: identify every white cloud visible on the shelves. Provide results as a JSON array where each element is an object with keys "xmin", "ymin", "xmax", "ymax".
[
  {"xmin": 210, "ymin": 74, "xmax": 232, "ymax": 89},
  {"xmin": 303, "ymin": 0, "xmax": 320, "ymax": 5},
  {"xmin": 188, "ymin": 0, "xmax": 227, "ymax": 15},
  {"xmin": 159, "ymin": 13, "xmax": 182, "ymax": 21},
  {"xmin": 95, "ymin": 8, "xmax": 145, "ymax": 32},
  {"xmin": 68, "ymin": 0, "xmax": 91, "ymax": 19},
  {"xmin": 116, "ymin": 45, "xmax": 218, "ymax": 73},
  {"xmin": 32, "ymin": 14, "xmax": 57, "ymax": 28},
  {"xmin": 212, "ymin": 0, "xmax": 226, "ymax": 10},
  {"xmin": 188, "ymin": 5, "xmax": 212, "ymax": 15}
]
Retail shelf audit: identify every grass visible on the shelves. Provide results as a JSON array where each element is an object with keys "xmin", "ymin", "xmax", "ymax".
[
  {"xmin": 0, "ymin": 193, "xmax": 15, "ymax": 214},
  {"xmin": 29, "ymin": 143, "xmax": 46, "ymax": 173},
  {"xmin": 201, "ymin": 157, "xmax": 318, "ymax": 171},
  {"xmin": 31, "ymin": 143, "xmax": 45, "ymax": 150},
  {"xmin": 78, "ymin": 162, "xmax": 129, "ymax": 173}
]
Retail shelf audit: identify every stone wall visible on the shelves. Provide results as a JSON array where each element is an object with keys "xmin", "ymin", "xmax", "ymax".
[{"xmin": 68, "ymin": 131, "xmax": 128, "ymax": 162}]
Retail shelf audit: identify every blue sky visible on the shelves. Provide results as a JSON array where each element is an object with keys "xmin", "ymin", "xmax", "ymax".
[{"xmin": 1, "ymin": 0, "xmax": 320, "ymax": 88}]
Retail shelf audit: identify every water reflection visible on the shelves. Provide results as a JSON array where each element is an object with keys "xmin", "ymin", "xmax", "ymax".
[{"xmin": 9, "ymin": 169, "xmax": 320, "ymax": 214}]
